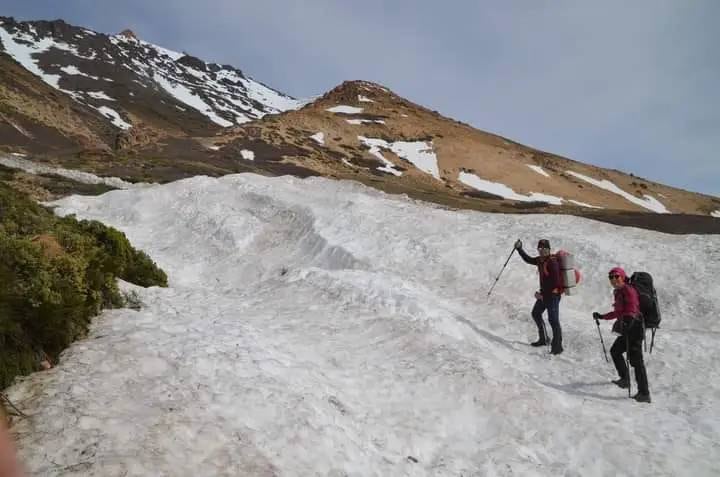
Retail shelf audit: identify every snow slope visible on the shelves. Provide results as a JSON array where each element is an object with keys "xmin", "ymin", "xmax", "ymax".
[{"xmin": 7, "ymin": 174, "xmax": 720, "ymax": 476}]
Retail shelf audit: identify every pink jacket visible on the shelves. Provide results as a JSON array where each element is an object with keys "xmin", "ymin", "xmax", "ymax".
[{"xmin": 600, "ymin": 283, "xmax": 640, "ymax": 320}]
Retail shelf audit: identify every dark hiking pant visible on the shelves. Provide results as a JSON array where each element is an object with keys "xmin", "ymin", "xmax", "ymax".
[
  {"xmin": 531, "ymin": 294, "xmax": 562, "ymax": 351},
  {"xmin": 610, "ymin": 319, "xmax": 649, "ymax": 395}
]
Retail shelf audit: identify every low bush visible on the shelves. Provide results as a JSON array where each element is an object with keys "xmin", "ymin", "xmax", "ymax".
[{"xmin": 0, "ymin": 183, "xmax": 167, "ymax": 388}]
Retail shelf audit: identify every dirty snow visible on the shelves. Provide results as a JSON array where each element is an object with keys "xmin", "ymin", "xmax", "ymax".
[
  {"xmin": 345, "ymin": 119, "xmax": 386, "ymax": 125},
  {"xmin": 0, "ymin": 155, "xmax": 144, "ymax": 189}
]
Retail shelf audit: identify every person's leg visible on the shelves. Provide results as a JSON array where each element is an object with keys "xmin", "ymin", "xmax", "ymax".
[
  {"xmin": 610, "ymin": 335, "xmax": 629, "ymax": 387},
  {"xmin": 628, "ymin": 327, "xmax": 650, "ymax": 401},
  {"xmin": 530, "ymin": 299, "xmax": 547, "ymax": 345},
  {"xmin": 547, "ymin": 294, "xmax": 562, "ymax": 353}
]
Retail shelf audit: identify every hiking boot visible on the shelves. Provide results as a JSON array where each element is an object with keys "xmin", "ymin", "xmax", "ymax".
[
  {"xmin": 531, "ymin": 339, "xmax": 548, "ymax": 347},
  {"xmin": 550, "ymin": 346, "xmax": 563, "ymax": 355},
  {"xmin": 633, "ymin": 392, "xmax": 651, "ymax": 403},
  {"xmin": 612, "ymin": 377, "xmax": 630, "ymax": 389}
]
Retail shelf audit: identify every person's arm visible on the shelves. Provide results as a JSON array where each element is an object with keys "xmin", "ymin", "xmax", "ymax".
[{"xmin": 517, "ymin": 247, "xmax": 538, "ymax": 265}]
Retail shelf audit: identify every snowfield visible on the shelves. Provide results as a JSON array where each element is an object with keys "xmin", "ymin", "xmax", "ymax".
[{"xmin": 6, "ymin": 173, "xmax": 720, "ymax": 476}]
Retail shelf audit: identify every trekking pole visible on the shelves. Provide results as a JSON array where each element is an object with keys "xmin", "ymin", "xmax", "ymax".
[
  {"xmin": 486, "ymin": 247, "xmax": 516, "ymax": 298},
  {"xmin": 541, "ymin": 321, "xmax": 550, "ymax": 351},
  {"xmin": 625, "ymin": 332, "xmax": 631, "ymax": 398},
  {"xmin": 594, "ymin": 318, "xmax": 609, "ymax": 362}
]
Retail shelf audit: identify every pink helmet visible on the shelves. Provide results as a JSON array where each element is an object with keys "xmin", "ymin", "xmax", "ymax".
[{"xmin": 609, "ymin": 267, "xmax": 626, "ymax": 279}]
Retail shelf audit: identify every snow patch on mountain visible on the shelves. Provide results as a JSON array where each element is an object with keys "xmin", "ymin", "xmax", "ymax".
[
  {"xmin": 566, "ymin": 171, "xmax": 669, "ymax": 213},
  {"xmin": 310, "ymin": 132, "xmax": 325, "ymax": 145},
  {"xmin": 527, "ymin": 164, "xmax": 550, "ymax": 178},
  {"xmin": 358, "ymin": 95, "xmax": 374, "ymax": 103},
  {"xmin": 59, "ymin": 65, "xmax": 100, "ymax": 80},
  {"xmin": 153, "ymin": 72, "xmax": 234, "ymax": 127},
  {"xmin": 459, "ymin": 172, "xmax": 564, "ymax": 205},
  {"xmin": 0, "ymin": 25, "xmax": 63, "ymax": 89},
  {"xmin": 95, "ymin": 105, "xmax": 132, "ymax": 129},
  {"xmin": 711, "ymin": 210, "xmax": 720, "ymax": 218},
  {"xmin": 358, "ymin": 137, "xmax": 442, "ymax": 179},
  {"xmin": 86, "ymin": 91, "xmax": 115, "ymax": 101},
  {"xmin": 240, "ymin": 150, "xmax": 255, "ymax": 161},
  {"xmin": 327, "ymin": 105, "xmax": 364, "ymax": 114},
  {"xmin": 0, "ymin": 155, "xmax": 143, "ymax": 188},
  {"xmin": 357, "ymin": 137, "xmax": 402, "ymax": 176},
  {"xmin": 346, "ymin": 119, "xmax": 385, "ymax": 125},
  {"xmin": 568, "ymin": 199, "xmax": 603, "ymax": 209}
]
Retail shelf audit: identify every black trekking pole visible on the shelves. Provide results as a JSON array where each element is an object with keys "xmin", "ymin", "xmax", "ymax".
[
  {"xmin": 594, "ymin": 318, "xmax": 609, "ymax": 362},
  {"xmin": 487, "ymin": 247, "xmax": 516, "ymax": 298},
  {"xmin": 625, "ymin": 332, "xmax": 632, "ymax": 398}
]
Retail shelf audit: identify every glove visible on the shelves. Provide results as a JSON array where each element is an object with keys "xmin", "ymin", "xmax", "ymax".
[
  {"xmin": 514, "ymin": 239, "xmax": 522, "ymax": 250},
  {"xmin": 592, "ymin": 312, "xmax": 602, "ymax": 320}
]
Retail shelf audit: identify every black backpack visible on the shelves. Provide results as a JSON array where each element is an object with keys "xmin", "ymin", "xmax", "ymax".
[{"xmin": 628, "ymin": 271, "xmax": 662, "ymax": 352}]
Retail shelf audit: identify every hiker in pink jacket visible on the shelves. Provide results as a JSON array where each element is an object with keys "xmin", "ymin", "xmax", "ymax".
[{"xmin": 593, "ymin": 267, "xmax": 651, "ymax": 403}]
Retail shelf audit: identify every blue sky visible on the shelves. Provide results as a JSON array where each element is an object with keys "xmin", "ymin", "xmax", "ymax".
[{"xmin": 3, "ymin": 1, "xmax": 718, "ymax": 196}]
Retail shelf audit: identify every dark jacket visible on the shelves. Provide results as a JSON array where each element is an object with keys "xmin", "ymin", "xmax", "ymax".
[{"xmin": 518, "ymin": 248, "xmax": 563, "ymax": 297}]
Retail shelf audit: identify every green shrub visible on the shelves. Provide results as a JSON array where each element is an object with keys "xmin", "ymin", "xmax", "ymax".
[{"xmin": 0, "ymin": 183, "xmax": 167, "ymax": 388}]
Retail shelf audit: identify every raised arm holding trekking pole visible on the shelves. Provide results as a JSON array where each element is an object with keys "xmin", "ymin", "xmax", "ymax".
[{"xmin": 514, "ymin": 239, "xmax": 564, "ymax": 355}]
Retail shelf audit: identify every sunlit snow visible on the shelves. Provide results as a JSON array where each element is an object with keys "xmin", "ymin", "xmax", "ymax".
[
  {"xmin": 567, "ymin": 171, "xmax": 669, "ymax": 213},
  {"xmin": 527, "ymin": 164, "xmax": 550, "ymax": 178},
  {"xmin": 153, "ymin": 73, "xmax": 234, "ymax": 127},
  {"xmin": 240, "ymin": 150, "xmax": 255, "ymax": 161},
  {"xmin": 86, "ymin": 91, "xmax": 116, "ymax": 101},
  {"xmin": 358, "ymin": 136, "xmax": 440, "ymax": 179},
  {"xmin": 96, "ymin": 106, "xmax": 132, "ymax": 130},
  {"xmin": 568, "ymin": 199, "xmax": 604, "ymax": 209},
  {"xmin": 5, "ymin": 173, "xmax": 718, "ymax": 476},
  {"xmin": 310, "ymin": 132, "xmax": 325, "ymax": 145},
  {"xmin": 459, "ymin": 172, "xmax": 563, "ymax": 205},
  {"xmin": 327, "ymin": 105, "xmax": 364, "ymax": 114},
  {"xmin": 346, "ymin": 119, "xmax": 385, "ymax": 125},
  {"xmin": 59, "ymin": 65, "xmax": 100, "ymax": 80}
]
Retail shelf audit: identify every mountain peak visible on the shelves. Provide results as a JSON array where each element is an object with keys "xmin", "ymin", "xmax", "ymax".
[
  {"xmin": 320, "ymin": 80, "xmax": 393, "ymax": 104},
  {"xmin": 118, "ymin": 29, "xmax": 138, "ymax": 40}
]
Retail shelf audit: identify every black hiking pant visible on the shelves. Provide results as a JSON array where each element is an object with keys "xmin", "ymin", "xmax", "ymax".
[{"xmin": 610, "ymin": 319, "xmax": 649, "ymax": 395}]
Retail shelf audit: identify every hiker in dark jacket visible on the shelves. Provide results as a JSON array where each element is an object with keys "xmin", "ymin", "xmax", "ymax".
[
  {"xmin": 514, "ymin": 239, "xmax": 564, "ymax": 354},
  {"xmin": 593, "ymin": 267, "xmax": 651, "ymax": 403}
]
